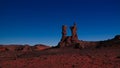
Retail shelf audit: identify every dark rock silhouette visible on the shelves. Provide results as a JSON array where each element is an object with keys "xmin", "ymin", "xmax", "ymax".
[{"xmin": 114, "ymin": 35, "xmax": 120, "ymax": 40}]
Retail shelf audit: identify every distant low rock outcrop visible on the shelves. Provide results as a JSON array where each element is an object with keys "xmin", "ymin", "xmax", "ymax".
[
  {"xmin": 34, "ymin": 44, "xmax": 50, "ymax": 51},
  {"xmin": 1, "ymin": 45, "xmax": 24, "ymax": 51},
  {"xmin": 0, "ymin": 44, "xmax": 50, "ymax": 52},
  {"xmin": 22, "ymin": 45, "xmax": 33, "ymax": 52}
]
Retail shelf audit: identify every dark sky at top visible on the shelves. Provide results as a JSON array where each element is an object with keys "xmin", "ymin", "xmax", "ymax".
[{"xmin": 0, "ymin": 0, "xmax": 120, "ymax": 46}]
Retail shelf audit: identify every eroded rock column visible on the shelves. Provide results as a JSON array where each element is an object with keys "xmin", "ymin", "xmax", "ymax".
[
  {"xmin": 61, "ymin": 25, "xmax": 67, "ymax": 42},
  {"xmin": 70, "ymin": 23, "xmax": 78, "ymax": 42}
]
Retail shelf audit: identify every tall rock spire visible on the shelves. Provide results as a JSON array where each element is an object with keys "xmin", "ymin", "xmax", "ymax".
[
  {"xmin": 61, "ymin": 25, "xmax": 67, "ymax": 42},
  {"xmin": 70, "ymin": 22, "xmax": 78, "ymax": 42},
  {"xmin": 57, "ymin": 23, "xmax": 79, "ymax": 47}
]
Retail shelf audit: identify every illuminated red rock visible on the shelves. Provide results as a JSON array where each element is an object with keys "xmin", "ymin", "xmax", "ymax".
[
  {"xmin": 70, "ymin": 23, "xmax": 78, "ymax": 41},
  {"xmin": 34, "ymin": 44, "xmax": 50, "ymax": 51},
  {"xmin": 58, "ymin": 23, "xmax": 79, "ymax": 48},
  {"xmin": 22, "ymin": 45, "xmax": 33, "ymax": 52}
]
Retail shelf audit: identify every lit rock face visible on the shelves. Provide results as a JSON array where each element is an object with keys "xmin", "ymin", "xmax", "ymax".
[
  {"xmin": 70, "ymin": 23, "xmax": 78, "ymax": 42},
  {"xmin": 57, "ymin": 23, "xmax": 99, "ymax": 48},
  {"xmin": 57, "ymin": 23, "xmax": 79, "ymax": 47},
  {"xmin": 34, "ymin": 44, "xmax": 50, "ymax": 51},
  {"xmin": 22, "ymin": 45, "xmax": 33, "ymax": 52}
]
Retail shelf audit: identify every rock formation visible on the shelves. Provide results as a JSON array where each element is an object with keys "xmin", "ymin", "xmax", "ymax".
[
  {"xmin": 34, "ymin": 44, "xmax": 50, "ymax": 51},
  {"xmin": 114, "ymin": 35, "xmax": 120, "ymax": 40},
  {"xmin": 22, "ymin": 45, "xmax": 33, "ymax": 52},
  {"xmin": 61, "ymin": 25, "xmax": 67, "ymax": 42},
  {"xmin": 57, "ymin": 23, "xmax": 120, "ymax": 48},
  {"xmin": 57, "ymin": 23, "xmax": 79, "ymax": 47},
  {"xmin": 70, "ymin": 23, "xmax": 78, "ymax": 42},
  {"xmin": 0, "ymin": 44, "xmax": 50, "ymax": 52}
]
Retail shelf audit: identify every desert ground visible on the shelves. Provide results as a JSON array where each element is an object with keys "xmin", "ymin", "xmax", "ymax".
[{"xmin": 0, "ymin": 42, "xmax": 120, "ymax": 68}]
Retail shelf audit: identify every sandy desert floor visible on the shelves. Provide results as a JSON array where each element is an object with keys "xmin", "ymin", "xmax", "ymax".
[{"xmin": 0, "ymin": 45, "xmax": 120, "ymax": 68}]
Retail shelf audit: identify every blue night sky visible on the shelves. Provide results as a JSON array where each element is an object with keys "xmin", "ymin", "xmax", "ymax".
[{"xmin": 0, "ymin": 0, "xmax": 120, "ymax": 46}]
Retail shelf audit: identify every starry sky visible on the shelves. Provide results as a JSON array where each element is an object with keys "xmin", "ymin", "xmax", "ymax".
[{"xmin": 0, "ymin": 0, "xmax": 120, "ymax": 46}]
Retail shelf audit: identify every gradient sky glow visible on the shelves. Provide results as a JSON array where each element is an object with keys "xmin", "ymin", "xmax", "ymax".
[{"xmin": 0, "ymin": 0, "xmax": 120, "ymax": 46}]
